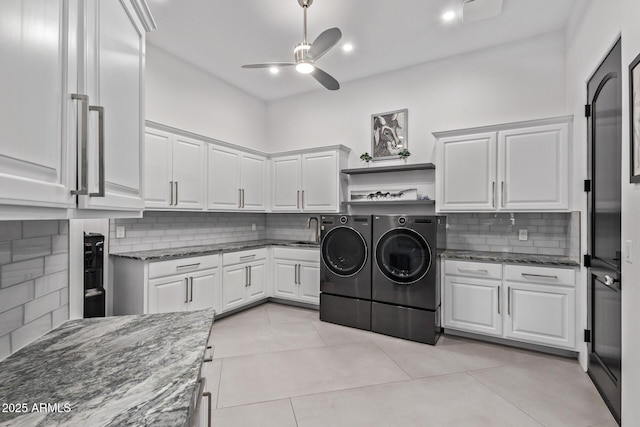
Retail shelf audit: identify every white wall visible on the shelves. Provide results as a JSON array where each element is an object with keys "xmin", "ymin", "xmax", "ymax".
[
  {"xmin": 565, "ymin": 0, "xmax": 640, "ymax": 423},
  {"xmin": 266, "ymin": 32, "xmax": 567, "ymax": 167},
  {"xmin": 145, "ymin": 44, "xmax": 268, "ymax": 151}
]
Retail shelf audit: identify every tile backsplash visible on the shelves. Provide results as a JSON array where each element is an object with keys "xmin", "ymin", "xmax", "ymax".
[
  {"xmin": 109, "ymin": 212, "xmax": 268, "ymax": 254},
  {"xmin": 0, "ymin": 220, "xmax": 69, "ymax": 360},
  {"xmin": 266, "ymin": 214, "xmax": 320, "ymax": 242},
  {"xmin": 446, "ymin": 212, "xmax": 580, "ymax": 258}
]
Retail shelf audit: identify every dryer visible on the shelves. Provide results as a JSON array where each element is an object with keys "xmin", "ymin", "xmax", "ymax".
[
  {"xmin": 371, "ymin": 215, "xmax": 446, "ymax": 345},
  {"xmin": 319, "ymin": 215, "xmax": 372, "ymax": 330}
]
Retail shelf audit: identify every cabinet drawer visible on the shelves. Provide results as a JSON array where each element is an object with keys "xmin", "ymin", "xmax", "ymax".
[
  {"xmin": 149, "ymin": 254, "xmax": 220, "ymax": 279},
  {"xmin": 444, "ymin": 260, "xmax": 502, "ymax": 280},
  {"xmin": 272, "ymin": 247, "xmax": 320, "ymax": 263},
  {"xmin": 504, "ymin": 265, "xmax": 575, "ymax": 287},
  {"xmin": 223, "ymin": 248, "xmax": 267, "ymax": 266}
]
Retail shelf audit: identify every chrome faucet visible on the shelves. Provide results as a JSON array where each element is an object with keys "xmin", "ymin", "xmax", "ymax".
[{"xmin": 307, "ymin": 217, "xmax": 320, "ymax": 243}]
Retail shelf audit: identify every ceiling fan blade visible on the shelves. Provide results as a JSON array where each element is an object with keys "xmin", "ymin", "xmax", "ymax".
[
  {"xmin": 241, "ymin": 63, "xmax": 295, "ymax": 69},
  {"xmin": 311, "ymin": 67, "xmax": 340, "ymax": 90},
  {"xmin": 308, "ymin": 27, "xmax": 342, "ymax": 60}
]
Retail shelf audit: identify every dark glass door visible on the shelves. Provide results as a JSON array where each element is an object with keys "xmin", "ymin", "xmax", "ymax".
[
  {"xmin": 321, "ymin": 227, "xmax": 367, "ymax": 277},
  {"xmin": 587, "ymin": 38, "xmax": 622, "ymax": 425},
  {"xmin": 375, "ymin": 229, "xmax": 432, "ymax": 284}
]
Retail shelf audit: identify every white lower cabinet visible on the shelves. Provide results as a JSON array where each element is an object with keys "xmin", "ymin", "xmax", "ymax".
[
  {"xmin": 443, "ymin": 260, "xmax": 577, "ymax": 350},
  {"xmin": 221, "ymin": 248, "xmax": 268, "ymax": 312},
  {"xmin": 148, "ymin": 268, "xmax": 219, "ymax": 314},
  {"xmin": 272, "ymin": 247, "xmax": 320, "ymax": 304}
]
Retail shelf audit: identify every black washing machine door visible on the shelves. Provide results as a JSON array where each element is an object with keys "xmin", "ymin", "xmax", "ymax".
[
  {"xmin": 321, "ymin": 226, "xmax": 368, "ymax": 277},
  {"xmin": 375, "ymin": 228, "xmax": 432, "ymax": 284}
]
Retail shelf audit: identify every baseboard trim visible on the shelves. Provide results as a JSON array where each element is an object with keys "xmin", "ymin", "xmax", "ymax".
[{"xmin": 215, "ymin": 298, "xmax": 318, "ymax": 320}]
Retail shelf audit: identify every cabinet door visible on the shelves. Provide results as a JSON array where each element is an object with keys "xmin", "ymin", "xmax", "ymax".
[
  {"xmin": 298, "ymin": 263, "xmax": 320, "ymax": 304},
  {"xmin": 173, "ymin": 135, "xmax": 205, "ymax": 209},
  {"xmin": 222, "ymin": 265, "xmax": 247, "ymax": 312},
  {"xmin": 0, "ymin": 0, "xmax": 75, "ymax": 208},
  {"xmin": 188, "ymin": 268, "xmax": 219, "ymax": 312},
  {"xmin": 241, "ymin": 153, "xmax": 266, "ymax": 211},
  {"xmin": 498, "ymin": 123, "xmax": 569, "ymax": 210},
  {"xmin": 208, "ymin": 145, "xmax": 241, "ymax": 210},
  {"xmin": 148, "ymin": 275, "xmax": 188, "ymax": 314},
  {"xmin": 246, "ymin": 262, "xmax": 266, "ymax": 303},
  {"xmin": 144, "ymin": 129, "xmax": 173, "ymax": 209},
  {"xmin": 272, "ymin": 155, "xmax": 301, "ymax": 211},
  {"xmin": 80, "ymin": 0, "xmax": 145, "ymax": 210},
  {"xmin": 504, "ymin": 282, "xmax": 575, "ymax": 349},
  {"xmin": 443, "ymin": 275, "xmax": 502, "ymax": 336},
  {"xmin": 301, "ymin": 151, "xmax": 338, "ymax": 212},
  {"xmin": 437, "ymin": 132, "xmax": 497, "ymax": 211},
  {"xmin": 273, "ymin": 260, "xmax": 297, "ymax": 299}
]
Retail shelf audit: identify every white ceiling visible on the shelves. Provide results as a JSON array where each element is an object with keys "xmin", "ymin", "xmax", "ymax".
[{"xmin": 146, "ymin": 0, "xmax": 577, "ymax": 101}]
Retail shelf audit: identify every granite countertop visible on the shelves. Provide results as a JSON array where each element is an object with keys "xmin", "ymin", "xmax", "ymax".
[
  {"xmin": 111, "ymin": 239, "xmax": 320, "ymax": 261},
  {"xmin": 0, "ymin": 309, "xmax": 215, "ymax": 427},
  {"xmin": 442, "ymin": 250, "xmax": 580, "ymax": 267}
]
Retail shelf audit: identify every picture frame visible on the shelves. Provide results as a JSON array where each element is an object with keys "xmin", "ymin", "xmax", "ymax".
[
  {"xmin": 371, "ymin": 109, "xmax": 408, "ymax": 160},
  {"xmin": 630, "ymin": 52, "xmax": 640, "ymax": 183}
]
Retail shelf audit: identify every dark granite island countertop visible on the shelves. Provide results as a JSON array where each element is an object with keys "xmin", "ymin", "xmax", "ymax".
[
  {"xmin": 110, "ymin": 239, "xmax": 320, "ymax": 261},
  {"xmin": 442, "ymin": 250, "xmax": 580, "ymax": 267},
  {"xmin": 0, "ymin": 309, "xmax": 215, "ymax": 427}
]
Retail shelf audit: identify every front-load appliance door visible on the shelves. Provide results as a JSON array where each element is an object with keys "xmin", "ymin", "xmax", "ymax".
[
  {"xmin": 320, "ymin": 219, "xmax": 371, "ymax": 299},
  {"xmin": 372, "ymin": 216, "xmax": 436, "ymax": 310}
]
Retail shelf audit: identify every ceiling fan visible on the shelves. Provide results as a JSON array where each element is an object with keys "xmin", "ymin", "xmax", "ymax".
[{"xmin": 241, "ymin": 0, "xmax": 342, "ymax": 90}]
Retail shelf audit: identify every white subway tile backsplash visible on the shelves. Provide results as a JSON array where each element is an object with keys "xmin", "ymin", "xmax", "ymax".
[
  {"xmin": 0, "ymin": 307, "xmax": 24, "ymax": 337},
  {"xmin": 44, "ymin": 253, "xmax": 69, "ymax": 275},
  {"xmin": 12, "ymin": 237, "xmax": 51, "ymax": 262},
  {"xmin": 0, "ymin": 281, "xmax": 35, "ymax": 313},
  {"xmin": 24, "ymin": 291, "xmax": 60, "ymax": 324},
  {"xmin": 60, "ymin": 287, "xmax": 69, "ymax": 306},
  {"xmin": 51, "ymin": 235, "xmax": 69, "ymax": 255},
  {"xmin": 23, "ymin": 220, "xmax": 59, "ymax": 238},
  {"xmin": 34, "ymin": 271, "xmax": 68, "ymax": 298},
  {"xmin": 0, "ymin": 221, "xmax": 22, "ymax": 242},
  {"xmin": 11, "ymin": 314, "xmax": 52, "ymax": 353},
  {"xmin": 1, "ymin": 258, "xmax": 44, "ymax": 288},
  {"xmin": 0, "ymin": 242, "xmax": 10, "ymax": 265},
  {"xmin": 0, "ymin": 334, "xmax": 9, "ymax": 360},
  {"xmin": 52, "ymin": 305, "xmax": 68, "ymax": 329}
]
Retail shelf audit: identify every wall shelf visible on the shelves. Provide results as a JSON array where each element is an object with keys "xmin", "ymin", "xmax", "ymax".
[
  {"xmin": 341, "ymin": 162, "xmax": 435, "ymax": 175},
  {"xmin": 343, "ymin": 200, "xmax": 435, "ymax": 206}
]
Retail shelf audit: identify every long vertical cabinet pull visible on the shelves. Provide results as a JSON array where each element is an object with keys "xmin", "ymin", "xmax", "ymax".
[
  {"xmin": 71, "ymin": 94, "xmax": 89, "ymax": 195},
  {"xmin": 174, "ymin": 182, "xmax": 179, "ymax": 206},
  {"xmin": 497, "ymin": 286, "xmax": 500, "ymax": 314},
  {"xmin": 241, "ymin": 189, "xmax": 245, "ymax": 208},
  {"xmin": 492, "ymin": 182, "xmax": 496, "ymax": 208},
  {"xmin": 184, "ymin": 278, "xmax": 189, "ymax": 303},
  {"xmin": 245, "ymin": 266, "xmax": 249, "ymax": 287},
  {"xmin": 301, "ymin": 191, "xmax": 305, "ymax": 209},
  {"xmin": 507, "ymin": 287, "xmax": 511, "ymax": 315},
  {"xmin": 501, "ymin": 181, "xmax": 505, "ymax": 208},
  {"xmin": 297, "ymin": 191, "xmax": 300, "ymax": 209},
  {"xmin": 169, "ymin": 181, "xmax": 174, "ymax": 206},
  {"xmin": 88, "ymin": 106, "xmax": 105, "ymax": 197},
  {"xmin": 189, "ymin": 277, "xmax": 193, "ymax": 302},
  {"xmin": 248, "ymin": 265, "xmax": 252, "ymax": 286},
  {"xmin": 238, "ymin": 189, "xmax": 242, "ymax": 208}
]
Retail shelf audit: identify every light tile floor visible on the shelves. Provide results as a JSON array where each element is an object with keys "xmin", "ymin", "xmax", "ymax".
[{"xmin": 207, "ymin": 303, "xmax": 617, "ymax": 427}]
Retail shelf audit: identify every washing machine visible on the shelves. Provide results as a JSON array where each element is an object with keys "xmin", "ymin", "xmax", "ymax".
[
  {"xmin": 371, "ymin": 215, "xmax": 446, "ymax": 344},
  {"xmin": 319, "ymin": 215, "xmax": 372, "ymax": 330}
]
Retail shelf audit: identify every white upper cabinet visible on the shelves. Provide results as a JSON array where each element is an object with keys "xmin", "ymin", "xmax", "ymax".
[
  {"xmin": 0, "ymin": 0, "xmax": 154, "ymax": 218},
  {"xmin": 0, "ymin": 0, "xmax": 76, "ymax": 209},
  {"xmin": 207, "ymin": 145, "xmax": 266, "ymax": 211},
  {"xmin": 144, "ymin": 128, "xmax": 206, "ymax": 210},
  {"xmin": 271, "ymin": 147, "xmax": 348, "ymax": 213},
  {"xmin": 435, "ymin": 117, "xmax": 572, "ymax": 212}
]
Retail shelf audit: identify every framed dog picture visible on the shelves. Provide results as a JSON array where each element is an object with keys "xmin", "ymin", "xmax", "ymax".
[
  {"xmin": 630, "ymin": 52, "xmax": 640, "ymax": 183},
  {"xmin": 371, "ymin": 109, "xmax": 407, "ymax": 160}
]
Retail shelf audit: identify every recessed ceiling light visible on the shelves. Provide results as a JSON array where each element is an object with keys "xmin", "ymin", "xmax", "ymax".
[
  {"xmin": 342, "ymin": 43, "xmax": 354, "ymax": 52},
  {"xmin": 442, "ymin": 10, "xmax": 456, "ymax": 22},
  {"xmin": 269, "ymin": 67, "xmax": 279, "ymax": 75}
]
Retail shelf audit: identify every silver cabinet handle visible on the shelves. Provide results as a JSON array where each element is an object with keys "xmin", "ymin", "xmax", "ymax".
[
  {"xmin": 176, "ymin": 263, "xmax": 201, "ymax": 270},
  {"xmin": 501, "ymin": 181, "xmax": 505, "ymax": 208},
  {"xmin": 297, "ymin": 190, "xmax": 300, "ymax": 208},
  {"xmin": 239, "ymin": 254, "xmax": 256, "ymax": 260},
  {"xmin": 203, "ymin": 390, "xmax": 212, "ymax": 427},
  {"xmin": 497, "ymin": 285, "xmax": 501, "ymax": 314},
  {"xmin": 184, "ymin": 277, "xmax": 189, "ymax": 303},
  {"xmin": 174, "ymin": 181, "xmax": 178, "ymax": 206},
  {"xmin": 492, "ymin": 181, "xmax": 496, "ymax": 208},
  {"xmin": 71, "ymin": 94, "xmax": 89, "ymax": 195},
  {"xmin": 238, "ymin": 188, "xmax": 242, "ymax": 208},
  {"xmin": 169, "ymin": 181, "xmax": 174, "ymax": 205},
  {"xmin": 521, "ymin": 273, "xmax": 558, "ymax": 280},
  {"xmin": 507, "ymin": 286, "xmax": 511, "ymax": 315},
  {"xmin": 242, "ymin": 189, "xmax": 245, "ymax": 208},
  {"xmin": 189, "ymin": 277, "xmax": 193, "ymax": 302},
  {"xmin": 457, "ymin": 267, "xmax": 489, "ymax": 274},
  {"xmin": 294, "ymin": 264, "xmax": 298, "ymax": 284},
  {"xmin": 302, "ymin": 190, "xmax": 305, "ymax": 209},
  {"xmin": 245, "ymin": 266, "xmax": 250, "ymax": 287},
  {"xmin": 248, "ymin": 265, "xmax": 252, "ymax": 286},
  {"xmin": 203, "ymin": 345, "xmax": 213, "ymax": 362},
  {"xmin": 88, "ymin": 105, "xmax": 105, "ymax": 197}
]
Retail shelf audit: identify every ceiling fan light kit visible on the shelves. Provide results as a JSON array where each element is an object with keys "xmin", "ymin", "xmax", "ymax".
[{"xmin": 241, "ymin": 0, "xmax": 341, "ymax": 90}]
